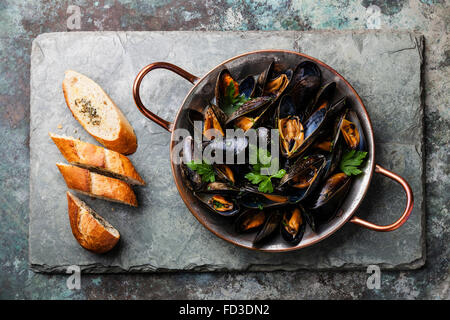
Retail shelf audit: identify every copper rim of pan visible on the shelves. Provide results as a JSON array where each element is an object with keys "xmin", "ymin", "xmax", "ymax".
[{"xmin": 169, "ymin": 49, "xmax": 375, "ymax": 252}]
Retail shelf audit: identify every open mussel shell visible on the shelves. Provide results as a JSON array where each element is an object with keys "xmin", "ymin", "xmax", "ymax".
[
  {"xmin": 285, "ymin": 87, "xmax": 345, "ymax": 159},
  {"xmin": 279, "ymin": 154, "xmax": 327, "ymax": 203},
  {"xmin": 234, "ymin": 209, "xmax": 267, "ymax": 233},
  {"xmin": 188, "ymin": 104, "xmax": 227, "ymax": 140},
  {"xmin": 195, "ymin": 192, "xmax": 240, "ymax": 217},
  {"xmin": 239, "ymin": 186, "xmax": 290, "ymax": 209},
  {"xmin": 315, "ymin": 108, "xmax": 347, "ymax": 180},
  {"xmin": 277, "ymin": 95, "xmax": 305, "ymax": 157},
  {"xmin": 340, "ymin": 110, "xmax": 366, "ymax": 151},
  {"xmin": 307, "ymin": 172, "xmax": 352, "ymax": 224},
  {"xmin": 202, "ymin": 181, "xmax": 240, "ymax": 194},
  {"xmin": 257, "ymin": 60, "xmax": 292, "ymax": 99},
  {"xmin": 239, "ymin": 75, "xmax": 257, "ymax": 99},
  {"xmin": 214, "ymin": 164, "xmax": 236, "ymax": 185},
  {"xmin": 215, "ymin": 68, "xmax": 239, "ymax": 115},
  {"xmin": 254, "ymin": 209, "xmax": 283, "ymax": 244},
  {"xmin": 225, "ymin": 96, "xmax": 273, "ymax": 130},
  {"xmin": 287, "ymin": 61, "xmax": 321, "ymax": 114},
  {"xmin": 280, "ymin": 205, "xmax": 307, "ymax": 245},
  {"xmin": 180, "ymin": 136, "xmax": 204, "ymax": 192}
]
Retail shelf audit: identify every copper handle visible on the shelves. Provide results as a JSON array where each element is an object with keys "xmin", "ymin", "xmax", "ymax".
[
  {"xmin": 350, "ymin": 164, "xmax": 414, "ymax": 232},
  {"xmin": 133, "ymin": 62, "xmax": 199, "ymax": 132}
]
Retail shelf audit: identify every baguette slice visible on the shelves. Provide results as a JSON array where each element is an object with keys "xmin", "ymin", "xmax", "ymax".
[
  {"xmin": 67, "ymin": 191, "xmax": 120, "ymax": 253},
  {"xmin": 57, "ymin": 163, "xmax": 138, "ymax": 207},
  {"xmin": 50, "ymin": 133, "xmax": 145, "ymax": 185},
  {"xmin": 62, "ymin": 70, "xmax": 137, "ymax": 155}
]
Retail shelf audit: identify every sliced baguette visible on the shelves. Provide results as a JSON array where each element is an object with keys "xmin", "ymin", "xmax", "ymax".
[
  {"xmin": 66, "ymin": 191, "xmax": 120, "ymax": 253},
  {"xmin": 57, "ymin": 163, "xmax": 138, "ymax": 207},
  {"xmin": 50, "ymin": 133, "xmax": 145, "ymax": 185},
  {"xmin": 62, "ymin": 70, "xmax": 137, "ymax": 155}
]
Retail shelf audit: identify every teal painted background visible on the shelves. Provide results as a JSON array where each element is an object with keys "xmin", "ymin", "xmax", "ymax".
[{"xmin": 0, "ymin": 0, "xmax": 448, "ymax": 299}]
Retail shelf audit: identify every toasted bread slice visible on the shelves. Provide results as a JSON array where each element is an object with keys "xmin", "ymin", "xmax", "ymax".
[
  {"xmin": 57, "ymin": 163, "xmax": 138, "ymax": 207},
  {"xmin": 62, "ymin": 70, "xmax": 137, "ymax": 155},
  {"xmin": 66, "ymin": 191, "xmax": 120, "ymax": 253},
  {"xmin": 50, "ymin": 133, "xmax": 145, "ymax": 185}
]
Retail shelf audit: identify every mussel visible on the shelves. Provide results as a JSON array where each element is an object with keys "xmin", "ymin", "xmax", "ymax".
[
  {"xmin": 195, "ymin": 193, "xmax": 240, "ymax": 216},
  {"xmin": 226, "ymin": 96, "xmax": 273, "ymax": 131},
  {"xmin": 277, "ymin": 95, "xmax": 305, "ymax": 157},
  {"xmin": 215, "ymin": 68, "xmax": 258, "ymax": 117},
  {"xmin": 235, "ymin": 209, "xmax": 267, "ymax": 233},
  {"xmin": 308, "ymin": 172, "xmax": 351, "ymax": 224},
  {"xmin": 239, "ymin": 186, "xmax": 289, "ymax": 209},
  {"xmin": 280, "ymin": 206, "xmax": 306, "ymax": 245},
  {"xmin": 279, "ymin": 154, "xmax": 327, "ymax": 203},
  {"xmin": 254, "ymin": 209, "xmax": 283, "ymax": 244},
  {"xmin": 180, "ymin": 136, "xmax": 204, "ymax": 192},
  {"xmin": 257, "ymin": 60, "xmax": 292, "ymax": 99},
  {"xmin": 340, "ymin": 110, "xmax": 366, "ymax": 151},
  {"xmin": 288, "ymin": 61, "xmax": 321, "ymax": 116}
]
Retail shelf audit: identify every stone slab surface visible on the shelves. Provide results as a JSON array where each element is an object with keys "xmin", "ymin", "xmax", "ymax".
[{"xmin": 29, "ymin": 31, "xmax": 424, "ymax": 273}]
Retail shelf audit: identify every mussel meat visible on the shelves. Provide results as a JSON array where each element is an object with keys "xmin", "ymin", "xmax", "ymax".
[
  {"xmin": 195, "ymin": 193, "xmax": 239, "ymax": 216},
  {"xmin": 280, "ymin": 206, "xmax": 306, "ymax": 245}
]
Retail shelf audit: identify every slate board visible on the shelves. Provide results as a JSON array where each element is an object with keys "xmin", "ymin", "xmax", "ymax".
[{"xmin": 30, "ymin": 31, "xmax": 425, "ymax": 273}]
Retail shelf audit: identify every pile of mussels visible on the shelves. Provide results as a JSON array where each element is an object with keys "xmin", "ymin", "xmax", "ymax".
[{"xmin": 181, "ymin": 60, "xmax": 367, "ymax": 246}]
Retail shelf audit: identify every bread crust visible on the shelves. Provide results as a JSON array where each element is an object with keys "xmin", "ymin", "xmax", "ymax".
[
  {"xmin": 50, "ymin": 133, "xmax": 145, "ymax": 185},
  {"xmin": 57, "ymin": 163, "xmax": 138, "ymax": 207},
  {"xmin": 67, "ymin": 192, "xmax": 120, "ymax": 253},
  {"xmin": 62, "ymin": 70, "xmax": 137, "ymax": 155}
]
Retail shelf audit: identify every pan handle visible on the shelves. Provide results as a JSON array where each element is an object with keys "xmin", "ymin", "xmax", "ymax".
[
  {"xmin": 133, "ymin": 62, "xmax": 200, "ymax": 132},
  {"xmin": 350, "ymin": 164, "xmax": 414, "ymax": 232}
]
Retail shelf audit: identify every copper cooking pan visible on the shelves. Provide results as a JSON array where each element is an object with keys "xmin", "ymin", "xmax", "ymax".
[{"xmin": 133, "ymin": 50, "xmax": 414, "ymax": 252}]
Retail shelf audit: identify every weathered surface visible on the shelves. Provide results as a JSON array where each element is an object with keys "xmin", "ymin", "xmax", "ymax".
[
  {"xmin": 1, "ymin": 0, "xmax": 448, "ymax": 300},
  {"xmin": 29, "ymin": 31, "xmax": 424, "ymax": 273}
]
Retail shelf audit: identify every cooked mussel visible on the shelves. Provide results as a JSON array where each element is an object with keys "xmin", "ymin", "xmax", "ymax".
[
  {"xmin": 180, "ymin": 136, "xmax": 204, "ymax": 192},
  {"xmin": 226, "ymin": 96, "xmax": 273, "ymax": 131},
  {"xmin": 239, "ymin": 186, "xmax": 289, "ymax": 209},
  {"xmin": 203, "ymin": 105, "xmax": 225, "ymax": 140},
  {"xmin": 257, "ymin": 61, "xmax": 292, "ymax": 99},
  {"xmin": 285, "ymin": 83, "xmax": 341, "ymax": 158},
  {"xmin": 288, "ymin": 61, "xmax": 321, "ymax": 115},
  {"xmin": 280, "ymin": 206, "xmax": 306, "ymax": 245},
  {"xmin": 195, "ymin": 193, "xmax": 240, "ymax": 216},
  {"xmin": 203, "ymin": 181, "xmax": 240, "ymax": 194},
  {"xmin": 254, "ymin": 209, "xmax": 283, "ymax": 244},
  {"xmin": 340, "ymin": 110, "xmax": 366, "ymax": 151},
  {"xmin": 279, "ymin": 154, "xmax": 326, "ymax": 203},
  {"xmin": 277, "ymin": 95, "xmax": 305, "ymax": 157},
  {"xmin": 214, "ymin": 164, "xmax": 236, "ymax": 184},
  {"xmin": 308, "ymin": 172, "xmax": 351, "ymax": 224},
  {"xmin": 235, "ymin": 209, "xmax": 267, "ymax": 233}
]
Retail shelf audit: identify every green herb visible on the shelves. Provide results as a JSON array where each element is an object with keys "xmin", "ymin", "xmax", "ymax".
[
  {"xmin": 244, "ymin": 146, "xmax": 286, "ymax": 193},
  {"xmin": 257, "ymin": 203, "xmax": 264, "ymax": 210},
  {"xmin": 339, "ymin": 150, "xmax": 368, "ymax": 176},
  {"xmin": 187, "ymin": 161, "xmax": 216, "ymax": 183},
  {"xmin": 213, "ymin": 200, "xmax": 224, "ymax": 208},
  {"xmin": 222, "ymin": 81, "xmax": 251, "ymax": 116}
]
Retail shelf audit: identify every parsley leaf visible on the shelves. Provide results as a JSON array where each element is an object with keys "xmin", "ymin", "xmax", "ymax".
[
  {"xmin": 339, "ymin": 150, "xmax": 368, "ymax": 176},
  {"xmin": 244, "ymin": 146, "xmax": 286, "ymax": 193},
  {"xmin": 222, "ymin": 81, "xmax": 251, "ymax": 116},
  {"xmin": 187, "ymin": 161, "xmax": 216, "ymax": 182}
]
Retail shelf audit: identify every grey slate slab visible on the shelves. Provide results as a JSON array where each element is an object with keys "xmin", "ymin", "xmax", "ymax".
[{"xmin": 29, "ymin": 31, "xmax": 424, "ymax": 273}]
